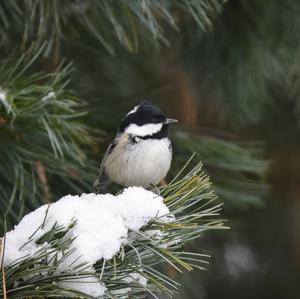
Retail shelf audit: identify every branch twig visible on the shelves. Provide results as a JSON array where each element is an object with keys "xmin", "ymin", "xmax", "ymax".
[{"xmin": 0, "ymin": 237, "xmax": 7, "ymax": 299}]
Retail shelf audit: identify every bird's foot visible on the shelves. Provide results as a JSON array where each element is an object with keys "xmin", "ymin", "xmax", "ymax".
[{"xmin": 150, "ymin": 184, "xmax": 161, "ymax": 196}]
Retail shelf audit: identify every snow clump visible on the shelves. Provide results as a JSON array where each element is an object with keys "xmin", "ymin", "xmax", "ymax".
[{"xmin": 3, "ymin": 187, "xmax": 171, "ymax": 297}]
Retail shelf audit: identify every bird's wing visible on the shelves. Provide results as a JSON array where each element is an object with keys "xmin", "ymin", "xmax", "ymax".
[{"xmin": 93, "ymin": 141, "xmax": 116, "ymax": 193}]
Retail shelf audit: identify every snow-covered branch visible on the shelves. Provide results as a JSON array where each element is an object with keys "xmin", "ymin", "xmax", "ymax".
[{"xmin": 1, "ymin": 163, "xmax": 226, "ymax": 298}]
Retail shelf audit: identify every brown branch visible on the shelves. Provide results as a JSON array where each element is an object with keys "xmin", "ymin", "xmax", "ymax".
[
  {"xmin": 2, "ymin": 268, "xmax": 7, "ymax": 299},
  {"xmin": 0, "ymin": 237, "xmax": 7, "ymax": 299},
  {"xmin": 36, "ymin": 161, "xmax": 52, "ymax": 203}
]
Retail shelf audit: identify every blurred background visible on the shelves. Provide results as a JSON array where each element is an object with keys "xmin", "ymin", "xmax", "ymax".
[{"xmin": 1, "ymin": 0, "xmax": 300, "ymax": 298}]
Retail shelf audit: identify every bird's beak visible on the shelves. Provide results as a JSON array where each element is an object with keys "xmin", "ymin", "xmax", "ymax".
[{"xmin": 165, "ymin": 118, "xmax": 178, "ymax": 124}]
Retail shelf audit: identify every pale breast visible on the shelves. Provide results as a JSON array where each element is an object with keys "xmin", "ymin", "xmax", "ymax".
[{"xmin": 105, "ymin": 137, "xmax": 172, "ymax": 188}]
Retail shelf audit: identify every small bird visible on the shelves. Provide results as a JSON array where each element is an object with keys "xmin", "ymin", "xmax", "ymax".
[{"xmin": 94, "ymin": 100, "xmax": 178, "ymax": 192}]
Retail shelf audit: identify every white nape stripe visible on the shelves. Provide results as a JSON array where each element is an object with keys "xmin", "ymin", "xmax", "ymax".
[
  {"xmin": 127, "ymin": 105, "xmax": 140, "ymax": 116},
  {"xmin": 125, "ymin": 123, "xmax": 163, "ymax": 137}
]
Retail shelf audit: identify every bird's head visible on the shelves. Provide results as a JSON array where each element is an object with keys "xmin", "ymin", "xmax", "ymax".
[{"xmin": 119, "ymin": 100, "xmax": 178, "ymax": 138}]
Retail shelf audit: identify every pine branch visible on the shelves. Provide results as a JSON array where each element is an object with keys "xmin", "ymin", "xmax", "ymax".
[
  {"xmin": 0, "ymin": 0, "xmax": 225, "ymax": 54},
  {"xmin": 183, "ymin": 0, "xmax": 300, "ymax": 126},
  {"xmin": 0, "ymin": 48, "xmax": 99, "ymax": 232},
  {"xmin": 0, "ymin": 161, "xmax": 226, "ymax": 298},
  {"xmin": 173, "ymin": 131, "xmax": 270, "ymax": 208}
]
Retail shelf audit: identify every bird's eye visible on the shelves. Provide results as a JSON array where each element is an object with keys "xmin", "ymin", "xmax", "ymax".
[{"xmin": 151, "ymin": 118, "xmax": 159, "ymax": 123}]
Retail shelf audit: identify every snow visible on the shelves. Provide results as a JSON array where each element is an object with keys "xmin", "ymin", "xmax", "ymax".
[
  {"xmin": 41, "ymin": 91, "xmax": 56, "ymax": 101},
  {"xmin": 111, "ymin": 272, "xmax": 148, "ymax": 296},
  {"xmin": 0, "ymin": 87, "xmax": 10, "ymax": 113},
  {"xmin": 62, "ymin": 276, "xmax": 106, "ymax": 298},
  {"xmin": 0, "ymin": 88, "xmax": 6, "ymax": 101},
  {"xmin": 3, "ymin": 187, "xmax": 171, "ymax": 297},
  {"xmin": 125, "ymin": 272, "xmax": 148, "ymax": 286}
]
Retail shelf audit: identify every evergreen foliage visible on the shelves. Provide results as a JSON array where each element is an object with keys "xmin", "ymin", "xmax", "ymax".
[
  {"xmin": 174, "ymin": 133, "xmax": 269, "ymax": 207},
  {"xmin": 1, "ymin": 163, "xmax": 225, "ymax": 298},
  {"xmin": 182, "ymin": 0, "xmax": 300, "ymax": 126},
  {"xmin": 0, "ymin": 0, "xmax": 282, "ymax": 297},
  {"xmin": 0, "ymin": 0, "xmax": 267, "ymax": 234},
  {"xmin": 0, "ymin": 1, "xmax": 229, "ymax": 298},
  {"xmin": 0, "ymin": 47, "xmax": 97, "ymax": 231},
  {"xmin": 0, "ymin": 0, "xmax": 224, "ymax": 54}
]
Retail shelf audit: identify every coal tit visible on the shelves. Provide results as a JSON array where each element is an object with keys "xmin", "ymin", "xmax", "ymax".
[{"xmin": 94, "ymin": 101, "xmax": 178, "ymax": 192}]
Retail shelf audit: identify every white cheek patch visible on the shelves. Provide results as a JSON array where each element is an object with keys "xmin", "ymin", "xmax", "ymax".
[
  {"xmin": 125, "ymin": 123, "xmax": 163, "ymax": 137},
  {"xmin": 127, "ymin": 105, "xmax": 140, "ymax": 116}
]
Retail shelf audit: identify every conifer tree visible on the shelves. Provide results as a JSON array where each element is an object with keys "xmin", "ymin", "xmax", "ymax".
[{"xmin": 0, "ymin": 1, "xmax": 276, "ymax": 298}]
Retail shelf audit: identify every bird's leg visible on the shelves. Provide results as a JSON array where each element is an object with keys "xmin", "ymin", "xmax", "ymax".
[{"xmin": 150, "ymin": 184, "xmax": 161, "ymax": 195}]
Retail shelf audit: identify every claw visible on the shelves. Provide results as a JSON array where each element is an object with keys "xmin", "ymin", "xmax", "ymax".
[{"xmin": 150, "ymin": 184, "xmax": 161, "ymax": 195}]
